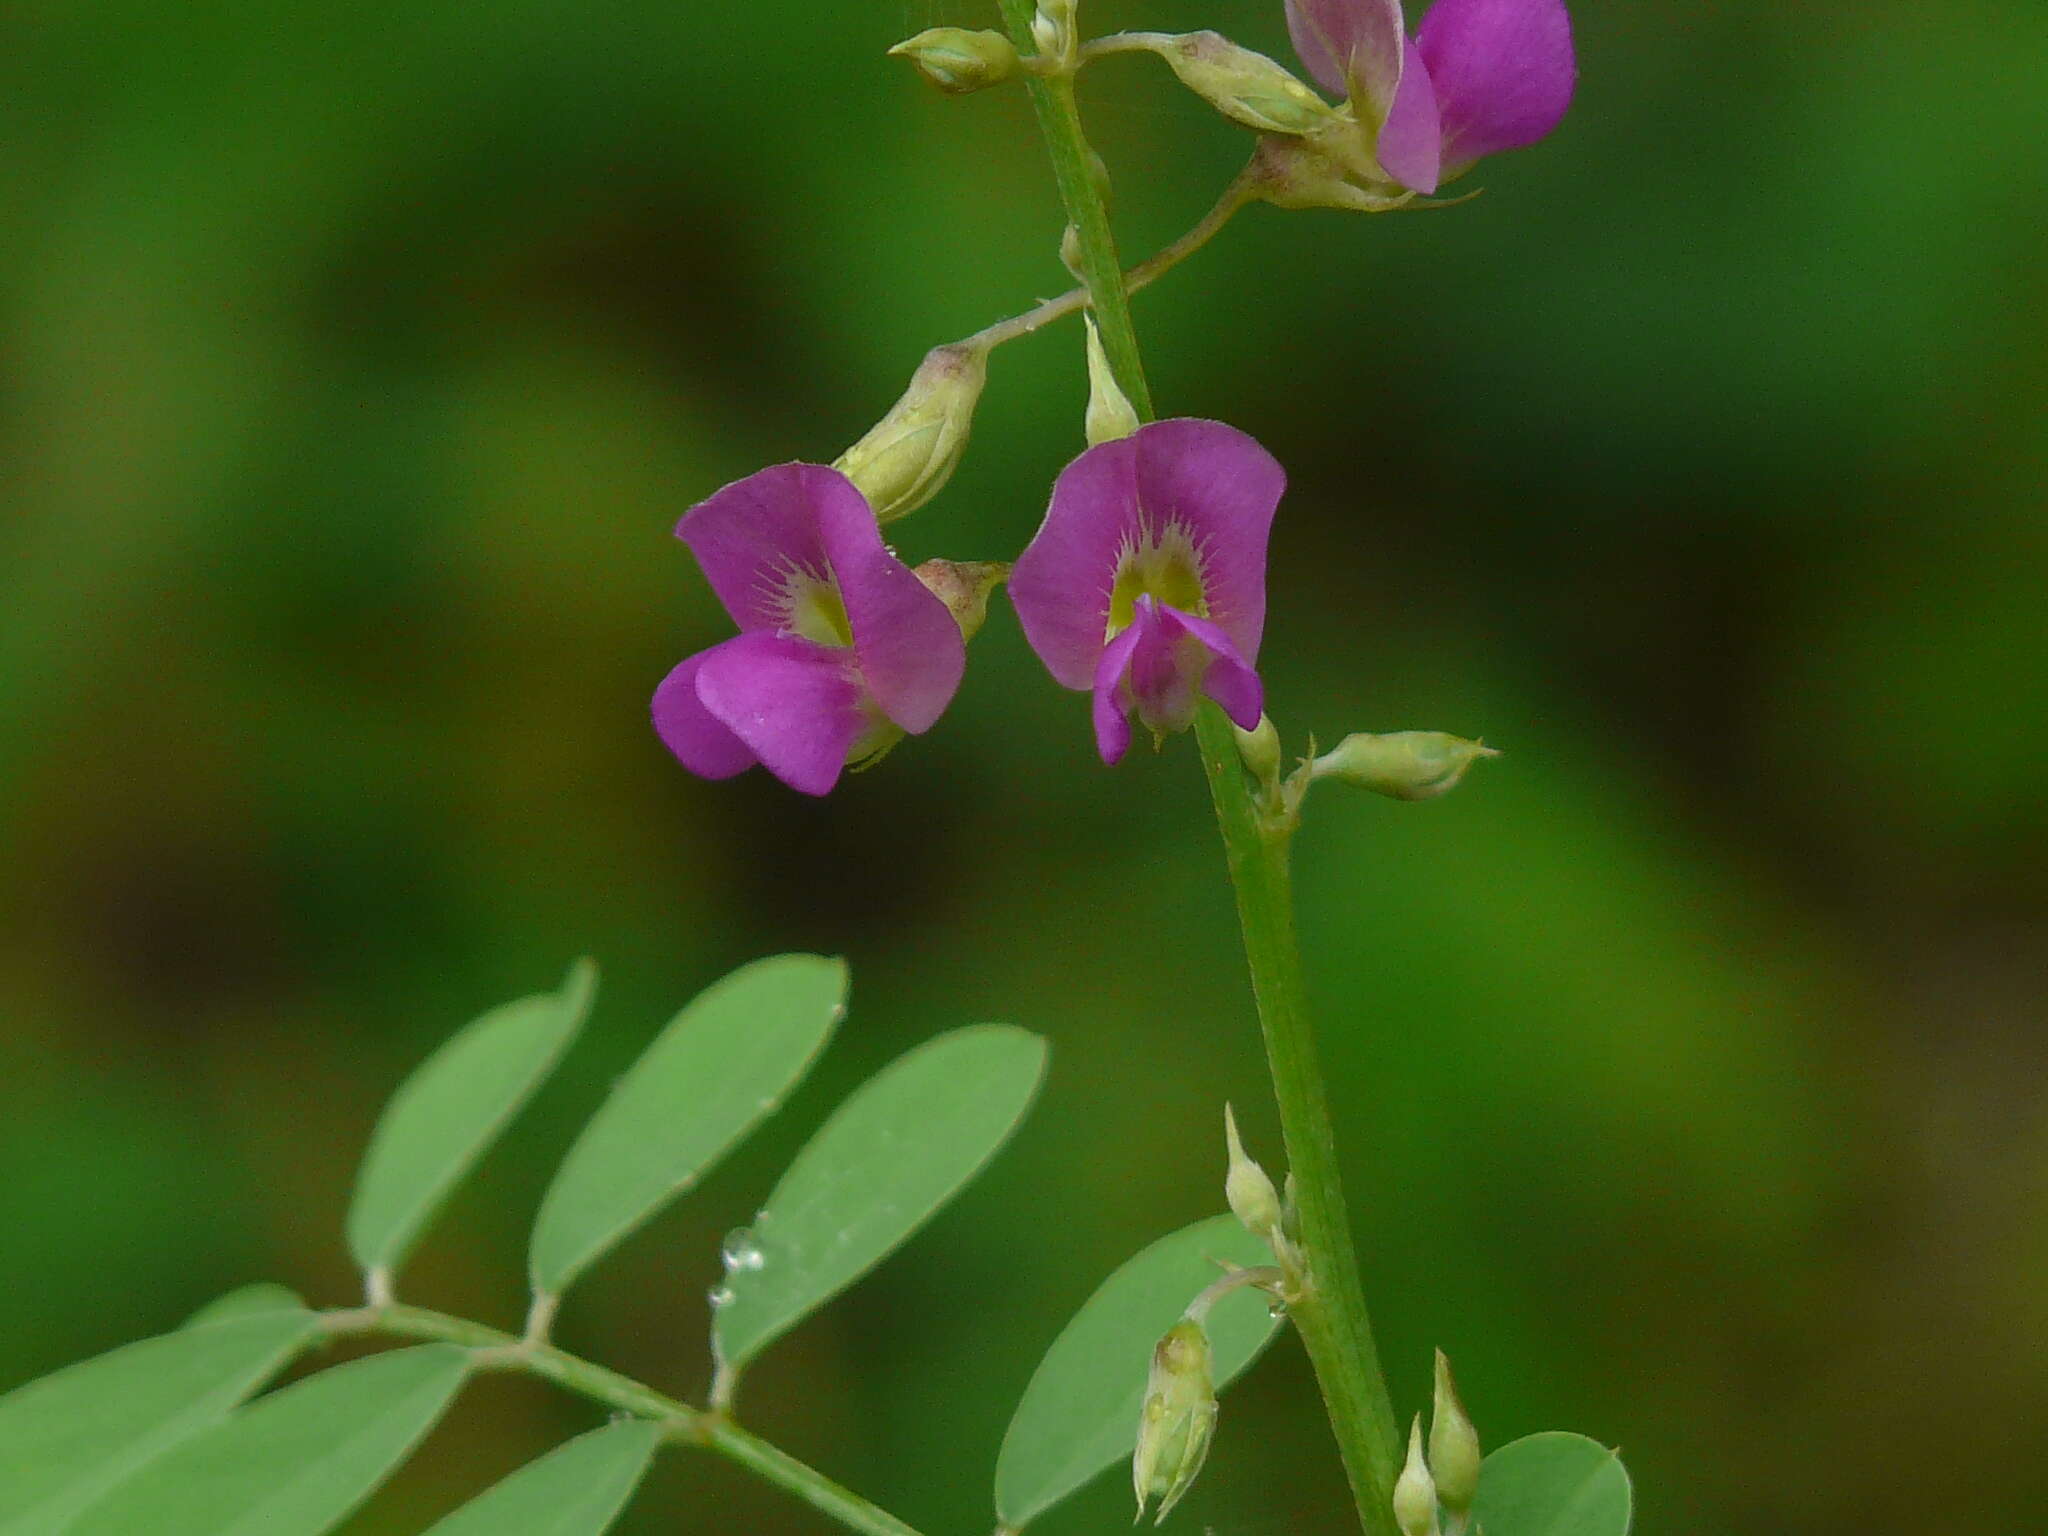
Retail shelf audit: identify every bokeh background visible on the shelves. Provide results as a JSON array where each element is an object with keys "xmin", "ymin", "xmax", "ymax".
[{"xmin": 4, "ymin": 0, "xmax": 2044, "ymax": 1531}]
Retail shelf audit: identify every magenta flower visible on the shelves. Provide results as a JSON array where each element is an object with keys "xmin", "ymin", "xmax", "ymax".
[
  {"xmin": 1285, "ymin": 0, "xmax": 1575, "ymax": 194},
  {"xmin": 653, "ymin": 464, "xmax": 965, "ymax": 796},
  {"xmin": 1009, "ymin": 420, "xmax": 1283, "ymax": 765}
]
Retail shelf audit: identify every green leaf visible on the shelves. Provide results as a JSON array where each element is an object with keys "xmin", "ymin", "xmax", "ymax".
[
  {"xmin": 348, "ymin": 959, "xmax": 598, "ymax": 1279},
  {"xmin": 712, "ymin": 1025, "xmax": 1047, "ymax": 1383},
  {"xmin": 0, "ymin": 1310, "xmax": 318, "ymax": 1536},
  {"xmin": 1472, "ymin": 1432, "xmax": 1633, "ymax": 1536},
  {"xmin": 993, "ymin": 1215, "xmax": 1283, "ymax": 1531},
  {"xmin": 70, "ymin": 1345, "xmax": 471, "ymax": 1536},
  {"xmin": 422, "ymin": 1421, "xmax": 662, "ymax": 1536},
  {"xmin": 530, "ymin": 954, "xmax": 848, "ymax": 1298},
  {"xmin": 181, "ymin": 1285, "xmax": 307, "ymax": 1328}
]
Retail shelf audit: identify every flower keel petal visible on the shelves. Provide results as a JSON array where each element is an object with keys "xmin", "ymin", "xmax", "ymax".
[
  {"xmin": 1376, "ymin": 39, "xmax": 1443, "ymax": 193},
  {"xmin": 694, "ymin": 633, "xmax": 868, "ymax": 797}
]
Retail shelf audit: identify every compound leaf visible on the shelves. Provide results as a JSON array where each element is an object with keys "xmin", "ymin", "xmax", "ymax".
[
  {"xmin": 0, "ymin": 1310, "xmax": 318, "ymax": 1536},
  {"xmin": 1471, "ymin": 1432, "xmax": 1633, "ymax": 1536},
  {"xmin": 422, "ymin": 1420, "xmax": 662, "ymax": 1536},
  {"xmin": 348, "ymin": 960, "xmax": 597, "ymax": 1279},
  {"xmin": 530, "ymin": 954, "xmax": 846, "ymax": 1298},
  {"xmin": 994, "ymin": 1215, "xmax": 1282, "ymax": 1530},
  {"xmin": 711, "ymin": 1025, "xmax": 1046, "ymax": 1383},
  {"xmin": 70, "ymin": 1345, "xmax": 471, "ymax": 1536}
]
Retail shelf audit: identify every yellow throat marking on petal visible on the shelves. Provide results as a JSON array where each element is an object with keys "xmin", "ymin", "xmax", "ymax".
[
  {"xmin": 778, "ymin": 568, "xmax": 855, "ymax": 648},
  {"xmin": 1106, "ymin": 518, "xmax": 1207, "ymax": 638}
]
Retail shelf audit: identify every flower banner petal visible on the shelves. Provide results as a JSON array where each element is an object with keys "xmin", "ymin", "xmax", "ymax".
[
  {"xmin": 1127, "ymin": 420, "xmax": 1285, "ymax": 663},
  {"xmin": 677, "ymin": 464, "xmax": 838, "ymax": 634},
  {"xmin": 1011, "ymin": 437, "xmax": 1147, "ymax": 691},
  {"xmin": 812, "ymin": 472, "xmax": 965, "ymax": 733}
]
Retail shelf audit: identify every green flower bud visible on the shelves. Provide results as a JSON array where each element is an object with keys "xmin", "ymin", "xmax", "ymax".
[
  {"xmin": 834, "ymin": 342, "xmax": 988, "ymax": 524},
  {"xmin": 1393, "ymin": 1415, "xmax": 1441, "ymax": 1536},
  {"xmin": 1250, "ymin": 132, "xmax": 1416, "ymax": 214},
  {"xmin": 912, "ymin": 558, "xmax": 1009, "ymax": 642},
  {"xmin": 1232, "ymin": 714, "xmax": 1282, "ymax": 785},
  {"xmin": 1223, "ymin": 1104, "xmax": 1284, "ymax": 1243},
  {"xmin": 1311, "ymin": 731, "xmax": 1500, "ymax": 801},
  {"xmin": 1083, "ymin": 315, "xmax": 1140, "ymax": 446},
  {"xmin": 1132, "ymin": 1318, "xmax": 1217, "ymax": 1525},
  {"xmin": 1429, "ymin": 1350, "xmax": 1482, "ymax": 1514},
  {"xmin": 1159, "ymin": 32, "xmax": 1335, "ymax": 137},
  {"xmin": 1030, "ymin": 0, "xmax": 1078, "ymax": 67},
  {"xmin": 888, "ymin": 28, "xmax": 1020, "ymax": 95}
]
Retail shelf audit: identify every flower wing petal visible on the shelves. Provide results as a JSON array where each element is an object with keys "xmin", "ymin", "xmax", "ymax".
[
  {"xmin": 1128, "ymin": 420, "xmax": 1285, "ymax": 663},
  {"xmin": 813, "ymin": 476, "xmax": 966, "ymax": 734},
  {"xmin": 1416, "ymin": 0, "xmax": 1576, "ymax": 172},
  {"xmin": 676, "ymin": 463, "xmax": 839, "ymax": 633},
  {"xmin": 1090, "ymin": 618, "xmax": 1149, "ymax": 766},
  {"xmin": 653, "ymin": 644, "xmax": 759, "ymax": 780},
  {"xmin": 693, "ymin": 633, "xmax": 867, "ymax": 797},
  {"xmin": 1286, "ymin": 0, "xmax": 1406, "ymax": 115},
  {"xmin": 1011, "ymin": 435, "xmax": 1146, "ymax": 690},
  {"xmin": 1159, "ymin": 607, "xmax": 1265, "ymax": 730},
  {"xmin": 1376, "ymin": 39, "xmax": 1443, "ymax": 193}
]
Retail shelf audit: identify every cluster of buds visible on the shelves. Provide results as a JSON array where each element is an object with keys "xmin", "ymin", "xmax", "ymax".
[{"xmin": 1394, "ymin": 1352, "xmax": 1485, "ymax": 1536}]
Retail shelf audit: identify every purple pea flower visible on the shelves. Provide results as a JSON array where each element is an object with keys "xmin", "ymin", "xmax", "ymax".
[
  {"xmin": 653, "ymin": 463, "xmax": 965, "ymax": 796},
  {"xmin": 1285, "ymin": 0, "xmax": 1575, "ymax": 194},
  {"xmin": 1009, "ymin": 420, "xmax": 1284, "ymax": 766}
]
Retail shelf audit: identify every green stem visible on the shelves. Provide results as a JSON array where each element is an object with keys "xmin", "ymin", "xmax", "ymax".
[
  {"xmin": 966, "ymin": 167, "xmax": 1257, "ymax": 353},
  {"xmin": 996, "ymin": 0, "xmax": 1154, "ymax": 418},
  {"xmin": 991, "ymin": 8, "xmax": 1402, "ymax": 1527},
  {"xmin": 1193, "ymin": 709, "xmax": 1402, "ymax": 1532},
  {"xmin": 320, "ymin": 1306, "xmax": 924, "ymax": 1536}
]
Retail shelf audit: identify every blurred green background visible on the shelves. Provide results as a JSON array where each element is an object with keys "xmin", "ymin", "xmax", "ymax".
[{"xmin": 4, "ymin": 0, "xmax": 2044, "ymax": 1531}]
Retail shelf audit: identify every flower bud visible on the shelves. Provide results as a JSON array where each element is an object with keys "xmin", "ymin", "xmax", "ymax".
[
  {"xmin": 1429, "ymin": 1350, "xmax": 1482, "ymax": 1514},
  {"xmin": 1223, "ymin": 1104, "xmax": 1284, "ymax": 1243},
  {"xmin": 834, "ymin": 342, "xmax": 988, "ymax": 524},
  {"xmin": 1083, "ymin": 316, "xmax": 1140, "ymax": 446},
  {"xmin": 912, "ymin": 559, "xmax": 1009, "ymax": 642},
  {"xmin": 1311, "ymin": 731, "xmax": 1500, "ymax": 801},
  {"xmin": 1393, "ymin": 1415, "xmax": 1441, "ymax": 1536},
  {"xmin": 888, "ymin": 28, "xmax": 1020, "ymax": 95},
  {"xmin": 1159, "ymin": 32, "xmax": 1336, "ymax": 137},
  {"xmin": 1132, "ymin": 1318, "xmax": 1218, "ymax": 1525},
  {"xmin": 1232, "ymin": 714, "xmax": 1282, "ymax": 785},
  {"xmin": 1030, "ymin": 0, "xmax": 1078, "ymax": 66},
  {"xmin": 1251, "ymin": 132, "xmax": 1415, "ymax": 214}
]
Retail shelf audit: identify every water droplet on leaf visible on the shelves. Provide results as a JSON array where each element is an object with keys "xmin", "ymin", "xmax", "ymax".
[{"xmin": 721, "ymin": 1227, "xmax": 765, "ymax": 1273}]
